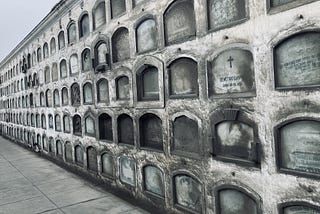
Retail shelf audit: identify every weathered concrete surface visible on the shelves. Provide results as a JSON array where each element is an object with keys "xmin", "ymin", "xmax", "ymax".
[{"xmin": 0, "ymin": 136, "xmax": 148, "ymax": 214}]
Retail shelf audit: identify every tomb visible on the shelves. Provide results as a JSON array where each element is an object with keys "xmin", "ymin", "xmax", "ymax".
[
  {"xmin": 119, "ymin": 157, "xmax": 135, "ymax": 186},
  {"xmin": 112, "ymin": 28, "xmax": 130, "ymax": 62},
  {"xmin": 143, "ymin": 165, "xmax": 164, "ymax": 197},
  {"xmin": 117, "ymin": 114, "xmax": 134, "ymax": 145},
  {"xmin": 101, "ymin": 152, "xmax": 114, "ymax": 177},
  {"xmin": 87, "ymin": 146, "xmax": 98, "ymax": 172},
  {"xmin": 140, "ymin": 114, "xmax": 163, "ymax": 151}
]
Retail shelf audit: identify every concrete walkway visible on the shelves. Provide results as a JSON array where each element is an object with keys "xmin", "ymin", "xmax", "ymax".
[{"xmin": 0, "ymin": 137, "xmax": 149, "ymax": 214}]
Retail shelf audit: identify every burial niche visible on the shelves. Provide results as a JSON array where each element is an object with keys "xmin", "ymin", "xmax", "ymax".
[
  {"xmin": 83, "ymin": 83, "xmax": 93, "ymax": 104},
  {"xmin": 55, "ymin": 114, "xmax": 61, "ymax": 131},
  {"xmin": 63, "ymin": 115, "xmax": 70, "ymax": 133},
  {"xmin": 112, "ymin": 28, "xmax": 130, "ymax": 63},
  {"xmin": 45, "ymin": 66, "xmax": 50, "ymax": 83},
  {"xmin": 111, "ymin": 0, "xmax": 126, "ymax": 18},
  {"xmin": 136, "ymin": 19, "xmax": 157, "ymax": 53},
  {"xmin": 53, "ymin": 89, "xmax": 60, "ymax": 106},
  {"xmin": 143, "ymin": 165, "xmax": 164, "ymax": 197},
  {"xmin": 117, "ymin": 114, "xmax": 134, "ymax": 145},
  {"xmin": 48, "ymin": 114, "xmax": 53, "ymax": 129},
  {"xmin": 208, "ymin": 0, "xmax": 247, "ymax": 31},
  {"xmin": 270, "ymin": 0, "xmax": 306, "ymax": 7},
  {"xmin": 137, "ymin": 66, "xmax": 159, "ymax": 101},
  {"xmin": 61, "ymin": 87, "xmax": 69, "ymax": 106},
  {"xmin": 46, "ymin": 89, "xmax": 52, "ymax": 107},
  {"xmin": 60, "ymin": 59, "xmax": 68, "ymax": 78},
  {"xmin": 56, "ymin": 140, "xmax": 63, "ymax": 157},
  {"xmin": 208, "ymin": 49, "xmax": 254, "ymax": 97},
  {"xmin": 50, "ymin": 38, "xmax": 56, "ymax": 55},
  {"xmin": 67, "ymin": 22, "xmax": 77, "ymax": 44},
  {"xmin": 217, "ymin": 188, "xmax": 259, "ymax": 214},
  {"xmin": 94, "ymin": 41, "xmax": 110, "ymax": 71},
  {"xmin": 87, "ymin": 147, "xmax": 98, "ymax": 172},
  {"xmin": 97, "ymin": 79, "xmax": 109, "ymax": 103},
  {"xmin": 65, "ymin": 142, "xmax": 73, "ymax": 162},
  {"xmin": 140, "ymin": 114, "xmax": 163, "ymax": 151},
  {"xmin": 276, "ymin": 119, "xmax": 320, "ymax": 177},
  {"xmin": 173, "ymin": 115, "xmax": 199, "ymax": 155},
  {"xmin": 58, "ymin": 31, "xmax": 65, "ymax": 49},
  {"xmin": 174, "ymin": 174, "xmax": 201, "ymax": 212},
  {"xmin": 81, "ymin": 49, "xmax": 92, "ymax": 71},
  {"xmin": 211, "ymin": 109, "xmax": 259, "ymax": 166},
  {"xmin": 99, "ymin": 113, "xmax": 113, "ymax": 141},
  {"xmin": 164, "ymin": 0, "xmax": 196, "ymax": 45},
  {"xmin": 116, "ymin": 76, "xmax": 130, "ymax": 100},
  {"xmin": 119, "ymin": 157, "xmax": 135, "ymax": 186},
  {"xmin": 52, "ymin": 63, "xmax": 58, "ymax": 81},
  {"xmin": 69, "ymin": 54, "xmax": 79, "ymax": 75},
  {"xmin": 274, "ymin": 32, "xmax": 320, "ymax": 89},
  {"xmin": 169, "ymin": 58, "xmax": 198, "ymax": 98},
  {"xmin": 93, "ymin": 1, "xmax": 106, "ymax": 29},
  {"xmin": 101, "ymin": 152, "xmax": 113, "ymax": 177},
  {"xmin": 281, "ymin": 203, "xmax": 320, "ymax": 214},
  {"xmin": 79, "ymin": 14, "xmax": 89, "ymax": 38},
  {"xmin": 71, "ymin": 83, "xmax": 81, "ymax": 106},
  {"xmin": 85, "ymin": 115, "xmax": 95, "ymax": 136},
  {"xmin": 43, "ymin": 43, "xmax": 49, "ymax": 59},
  {"xmin": 73, "ymin": 115, "xmax": 82, "ymax": 136},
  {"xmin": 75, "ymin": 145, "xmax": 84, "ymax": 165}
]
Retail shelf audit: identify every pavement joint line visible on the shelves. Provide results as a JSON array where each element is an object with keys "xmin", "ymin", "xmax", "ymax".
[
  {"xmin": 57, "ymin": 195, "xmax": 111, "ymax": 210},
  {"xmin": 0, "ymin": 195, "xmax": 40, "ymax": 207}
]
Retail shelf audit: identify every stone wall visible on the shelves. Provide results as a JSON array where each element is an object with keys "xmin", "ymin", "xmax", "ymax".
[{"xmin": 0, "ymin": 0, "xmax": 320, "ymax": 213}]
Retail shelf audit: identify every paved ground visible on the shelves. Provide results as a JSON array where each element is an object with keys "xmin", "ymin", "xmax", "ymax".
[{"xmin": 0, "ymin": 137, "xmax": 149, "ymax": 214}]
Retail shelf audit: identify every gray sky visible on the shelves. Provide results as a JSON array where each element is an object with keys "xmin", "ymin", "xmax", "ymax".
[{"xmin": 0, "ymin": 0, "xmax": 60, "ymax": 62}]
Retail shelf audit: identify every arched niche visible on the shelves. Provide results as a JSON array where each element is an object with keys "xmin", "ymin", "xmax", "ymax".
[
  {"xmin": 139, "ymin": 113, "xmax": 163, "ymax": 151},
  {"xmin": 87, "ymin": 146, "xmax": 98, "ymax": 172},
  {"xmin": 136, "ymin": 18, "xmax": 157, "ymax": 53},
  {"xmin": 65, "ymin": 141, "xmax": 73, "ymax": 162},
  {"xmin": 119, "ymin": 156, "xmax": 135, "ymax": 187},
  {"xmin": 101, "ymin": 152, "xmax": 114, "ymax": 177},
  {"xmin": 75, "ymin": 144, "xmax": 84, "ymax": 165},
  {"xmin": 97, "ymin": 78, "xmax": 109, "ymax": 103},
  {"xmin": 93, "ymin": 1, "xmax": 106, "ymax": 29},
  {"xmin": 117, "ymin": 114, "xmax": 134, "ymax": 145},
  {"xmin": 112, "ymin": 27, "xmax": 130, "ymax": 63},
  {"xmin": 116, "ymin": 75, "xmax": 130, "ymax": 100},
  {"xmin": 99, "ymin": 113, "xmax": 113, "ymax": 141},
  {"xmin": 143, "ymin": 165, "xmax": 164, "ymax": 197},
  {"xmin": 279, "ymin": 202, "xmax": 320, "ymax": 214}
]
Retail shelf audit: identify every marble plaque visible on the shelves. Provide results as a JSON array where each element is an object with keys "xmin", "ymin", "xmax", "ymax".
[
  {"xmin": 275, "ymin": 32, "xmax": 320, "ymax": 88},
  {"xmin": 65, "ymin": 142, "xmax": 73, "ymax": 162},
  {"xmin": 173, "ymin": 116, "xmax": 199, "ymax": 154},
  {"xmin": 102, "ymin": 153, "xmax": 113, "ymax": 176},
  {"xmin": 144, "ymin": 166, "xmax": 164, "ymax": 197},
  {"xmin": 209, "ymin": 49, "xmax": 254, "ymax": 95},
  {"xmin": 137, "ymin": 19, "xmax": 157, "ymax": 53},
  {"xmin": 117, "ymin": 76, "xmax": 130, "ymax": 100},
  {"xmin": 284, "ymin": 206, "xmax": 320, "ymax": 214},
  {"xmin": 70, "ymin": 55, "xmax": 79, "ymax": 75},
  {"xmin": 75, "ymin": 146, "xmax": 84, "ymax": 164},
  {"xmin": 94, "ymin": 2, "xmax": 106, "ymax": 29},
  {"xmin": 119, "ymin": 157, "xmax": 135, "ymax": 186},
  {"xmin": 280, "ymin": 120, "xmax": 320, "ymax": 174},
  {"xmin": 174, "ymin": 175, "xmax": 201, "ymax": 212},
  {"xmin": 112, "ymin": 28, "xmax": 130, "ymax": 62},
  {"xmin": 164, "ymin": 1, "xmax": 196, "ymax": 45},
  {"xmin": 85, "ymin": 117, "xmax": 95, "ymax": 135},
  {"xmin": 111, "ymin": 0, "xmax": 126, "ymax": 18},
  {"xmin": 118, "ymin": 115, "xmax": 134, "ymax": 145},
  {"xmin": 87, "ymin": 147, "xmax": 98, "ymax": 172},
  {"xmin": 60, "ymin": 60, "xmax": 68, "ymax": 78},
  {"xmin": 141, "ymin": 115, "xmax": 163, "ymax": 150},
  {"xmin": 97, "ymin": 79, "xmax": 108, "ymax": 102},
  {"xmin": 216, "ymin": 121, "xmax": 255, "ymax": 160},
  {"xmin": 219, "ymin": 189, "xmax": 257, "ymax": 214},
  {"xmin": 170, "ymin": 58, "xmax": 197, "ymax": 96},
  {"xmin": 208, "ymin": 0, "xmax": 246, "ymax": 30}
]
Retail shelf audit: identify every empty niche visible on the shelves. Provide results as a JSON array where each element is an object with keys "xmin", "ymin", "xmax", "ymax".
[
  {"xmin": 172, "ymin": 115, "xmax": 199, "ymax": 156},
  {"xmin": 279, "ymin": 202, "xmax": 320, "ymax": 214},
  {"xmin": 137, "ymin": 66, "xmax": 159, "ymax": 101},
  {"xmin": 119, "ymin": 157, "xmax": 135, "ymax": 186},
  {"xmin": 56, "ymin": 140, "xmax": 63, "ymax": 157},
  {"xmin": 83, "ymin": 82, "xmax": 93, "ymax": 104},
  {"xmin": 216, "ymin": 188, "xmax": 259, "ymax": 214},
  {"xmin": 116, "ymin": 76, "xmax": 130, "ymax": 100},
  {"xmin": 71, "ymin": 83, "xmax": 81, "ymax": 106},
  {"xmin": 164, "ymin": 0, "xmax": 196, "ymax": 45},
  {"xmin": 67, "ymin": 22, "xmax": 77, "ymax": 44},
  {"xmin": 97, "ymin": 78, "xmax": 109, "ymax": 103},
  {"xmin": 211, "ymin": 109, "xmax": 260, "ymax": 166},
  {"xmin": 73, "ymin": 115, "xmax": 82, "ymax": 136},
  {"xmin": 112, "ymin": 27, "xmax": 130, "ymax": 63},
  {"xmin": 93, "ymin": 1, "xmax": 106, "ymax": 29},
  {"xmin": 85, "ymin": 115, "xmax": 95, "ymax": 136},
  {"xmin": 60, "ymin": 59, "xmax": 68, "ymax": 78},
  {"xmin": 174, "ymin": 174, "xmax": 202, "ymax": 213},
  {"xmin": 81, "ymin": 49, "xmax": 92, "ymax": 71},
  {"xmin": 79, "ymin": 13, "xmax": 89, "ymax": 38},
  {"xmin": 111, "ymin": 0, "xmax": 126, "ymax": 19},
  {"xmin": 99, "ymin": 113, "xmax": 113, "ymax": 141},
  {"xmin": 61, "ymin": 87, "xmax": 69, "ymax": 106},
  {"xmin": 139, "ymin": 114, "xmax": 163, "ymax": 151},
  {"xmin": 208, "ymin": 49, "xmax": 255, "ymax": 97},
  {"xmin": 274, "ymin": 32, "xmax": 320, "ymax": 89},
  {"xmin": 65, "ymin": 142, "xmax": 73, "ymax": 162},
  {"xmin": 276, "ymin": 119, "xmax": 320, "ymax": 177},
  {"xmin": 63, "ymin": 115, "xmax": 70, "ymax": 133},
  {"xmin": 208, "ymin": 0, "xmax": 247, "ymax": 31},
  {"xmin": 75, "ymin": 145, "xmax": 84, "ymax": 165},
  {"xmin": 101, "ymin": 152, "xmax": 114, "ymax": 177},
  {"xmin": 169, "ymin": 58, "xmax": 198, "ymax": 98},
  {"xmin": 117, "ymin": 114, "xmax": 134, "ymax": 145},
  {"xmin": 87, "ymin": 146, "xmax": 98, "ymax": 172},
  {"xmin": 136, "ymin": 18, "xmax": 157, "ymax": 53},
  {"xmin": 143, "ymin": 165, "xmax": 164, "ymax": 197},
  {"xmin": 69, "ymin": 54, "xmax": 79, "ymax": 75}
]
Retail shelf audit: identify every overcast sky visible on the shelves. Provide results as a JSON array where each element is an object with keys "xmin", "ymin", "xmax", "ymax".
[{"xmin": 0, "ymin": 0, "xmax": 59, "ymax": 62}]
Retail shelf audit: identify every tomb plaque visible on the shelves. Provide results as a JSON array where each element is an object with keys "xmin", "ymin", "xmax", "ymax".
[
  {"xmin": 75, "ymin": 146, "xmax": 84, "ymax": 164},
  {"xmin": 119, "ymin": 157, "xmax": 135, "ymax": 186},
  {"xmin": 164, "ymin": 1, "xmax": 195, "ymax": 45},
  {"xmin": 94, "ymin": 3, "xmax": 106, "ymax": 29},
  {"xmin": 144, "ymin": 166, "xmax": 164, "ymax": 197},
  {"xmin": 209, "ymin": 49, "xmax": 254, "ymax": 96},
  {"xmin": 118, "ymin": 116, "xmax": 134, "ymax": 145},
  {"xmin": 141, "ymin": 116, "xmax": 163, "ymax": 150},
  {"xmin": 280, "ymin": 120, "xmax": 320, "ymax": 175},
  {"xmin": 82, "ymin": 50, "xmax": 91, "ymax": 71},
  {"xmin": 219, "ymin": 189, "xmax": 257, "ymax": 214},
  {"xmin": 87, "ymin": 147, "xmax": 98, "ymax": 172},
  {"xmin": 173, "ymin": 116, "xmax": 199, "ymax": 154},
  {"xmin": 216, "ymin": 121, "xmax": 255, "ymax": 160},
  {"xmin": 70, "ymin": 55, "xmax": 78, "ymax": 75},
  {"xmin": 113, "ymin": 29, "xmax": 130, "ymax": 62},
  {"xmin": 208, "ymin": 0, "xmax": 247, "ymax": 30},
  {"xmin": 85, "ymin": 117, "xmax": 95, "ymax": 134},
  {"xmin": 65, "ymin": 142, "xmax": 73, "ymax": 162},
  {"xmin": 102, "ymin": 153, "xmax": 113, "ymax": 176},
  {"xmin": 275, "ymin": 32, "xmax": 320, "ymax": 88},
  {"xmin": 117, "ymin": 77, "xmax": 130, "ymax": 100},
  {"xmin": 137, "ymin": 19, "xmax": 157, "ymax": 53},
  {"xmin": 84, "ymin": 85, "xmax": 93, "ymax": 103},
  {"xmin": 143, "ymin": 67, "xmax": 159, "ymax": 98},
  {"xmin": 284, "ymin": 206, "xmax": 320, "ymax": 214},
  {"xmin": 175, "ymin": 175, "xmax": 201, "ymax": 212},
  {"xmin": 111, "ymin": 0, "xmax": 126, "ymax": 18}
]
